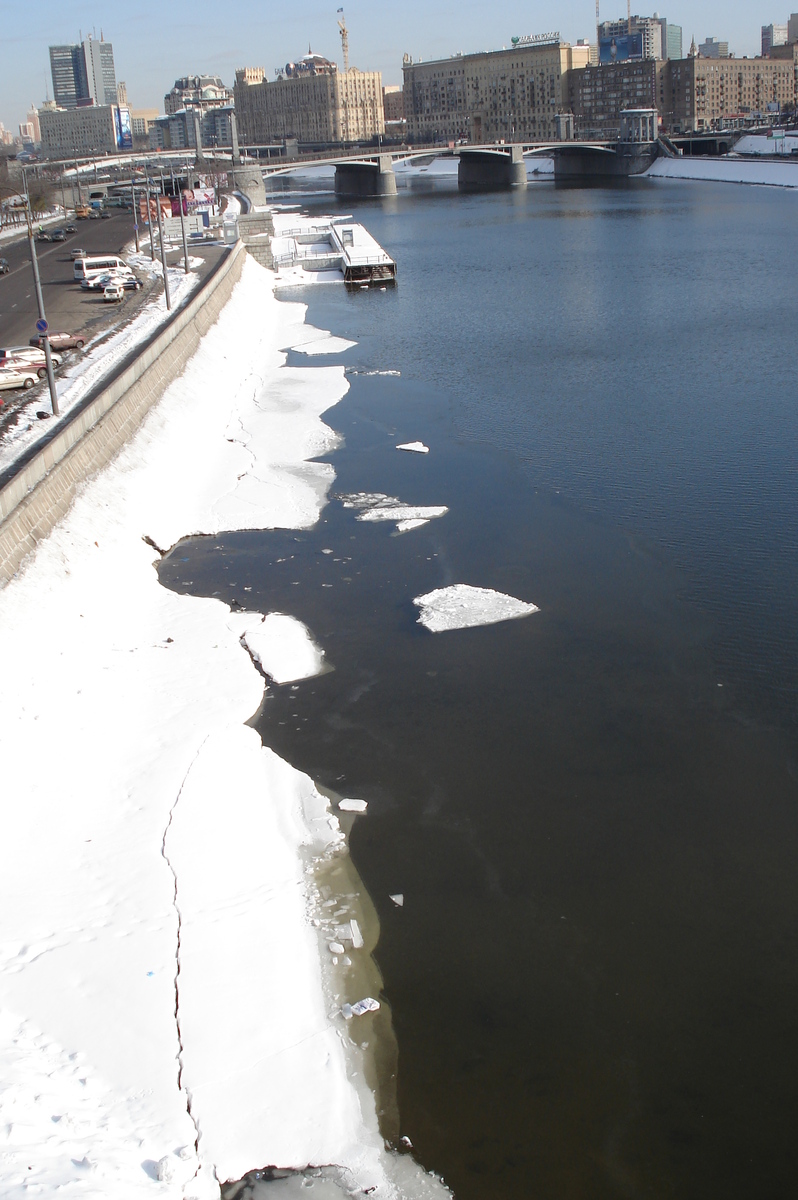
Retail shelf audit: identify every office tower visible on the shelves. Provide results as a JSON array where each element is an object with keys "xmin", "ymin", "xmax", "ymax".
[
  {"xmin": 49, "ymin": 44, "xmax": 90, "ymax": 108},
  {"xmin": 49, "ymin": 36, "xmax": 117, "ymax": 109}
]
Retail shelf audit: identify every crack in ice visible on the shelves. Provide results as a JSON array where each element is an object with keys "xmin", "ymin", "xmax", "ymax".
[{"xmin": 160, "ymin": 734, "xmax": 212, "ymax": 1190}]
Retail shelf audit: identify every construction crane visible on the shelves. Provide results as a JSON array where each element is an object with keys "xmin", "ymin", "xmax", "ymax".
[{"xmin": 337, "ymin": 8, "xmax": 349, "ymax": 72}]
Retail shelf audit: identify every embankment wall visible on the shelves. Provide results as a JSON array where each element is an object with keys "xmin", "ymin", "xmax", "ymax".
[{"xmin": 0, "ymin": 240, "xmax": 247, "ymax": 586}]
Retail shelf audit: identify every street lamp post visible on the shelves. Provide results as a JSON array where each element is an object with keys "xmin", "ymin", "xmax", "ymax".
[
  {"xmin": 130, "ymin": 175, "xmax": 139, "ymax": 253},
  {"xmin": 145, "ymin": 176, "xmax": 156, "ymax": 261},
  {"xmin": 22, "ymin": 167, "xmax": 59, "ymax": 418},
  {"xmin": 175, "ymin": 170, "xmax": 190, "ymax": 275},
  {"xmin": 155, "ymin": 174, "xmax": 172, "ymax": 310}
]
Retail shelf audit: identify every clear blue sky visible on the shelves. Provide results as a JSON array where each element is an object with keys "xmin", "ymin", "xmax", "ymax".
[{"xmin": 0, "ymin": 1, "xmax": 787, "ymax": 131}]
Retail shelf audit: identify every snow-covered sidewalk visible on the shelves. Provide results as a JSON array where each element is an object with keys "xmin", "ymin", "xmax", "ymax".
[{"xmin": 0, "ymin": 256, "xmax": 449, "ymax": 1198}]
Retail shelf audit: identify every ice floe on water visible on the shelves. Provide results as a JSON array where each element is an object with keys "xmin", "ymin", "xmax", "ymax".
[
  {"xmin": 290, "ymin": 334, "xmax": 356, "ymax": 356},
  {"xmin": 415, "ymin": 584, "xmax": 540, "ymax": 633},
  {"xmin": 345, "ymin": 367, "xmax": 401, "ymax": 377},
  {"xmin": 397, "ymin": 441, "xmax": 430, "ymax": 454},
  {"xmin": 234, "ymin": 611, "xmax": 327, "ymax": 683},
  {"xmin": 340, "ymin": 491, "xmax": 448, "ymax": 533}
]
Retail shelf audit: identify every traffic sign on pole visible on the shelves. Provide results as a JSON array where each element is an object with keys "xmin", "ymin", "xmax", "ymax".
[{"xmin": 36, "ymin": 318, "xmax": 48, "ymax": 334}]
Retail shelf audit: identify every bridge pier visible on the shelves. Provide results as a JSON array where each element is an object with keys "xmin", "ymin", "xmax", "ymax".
[
  {"xmin": 334, "ymin": 154, "xmax": 397, "ymax": 197},
  {"xmin": 458, "ymin": 145, "xmax": 527, "ymax": 190}
]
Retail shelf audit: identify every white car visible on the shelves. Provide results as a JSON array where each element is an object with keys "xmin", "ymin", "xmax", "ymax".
[
  {"xmin": 103, "ymin": 283, "xmax": 125, "ymax": 303},
  {"xmin": 81, "ymin": 268, "xmax": 135, "ymax": 292},
  {"xmin": 0, "ymin": 347, "xmax": 63, "ymax": 374},
  {"xmin": 0, "ymin": 364, "xmax": 39, "ymax": 391}
]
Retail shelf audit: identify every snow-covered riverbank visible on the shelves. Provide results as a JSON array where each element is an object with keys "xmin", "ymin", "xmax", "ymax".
[{"xmin": 0, "ymin": 257, "xmax": 449, "ymax": 1198}]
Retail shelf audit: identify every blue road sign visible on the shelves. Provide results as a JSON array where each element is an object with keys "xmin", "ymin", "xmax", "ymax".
[{"xmin": 36, "ymin": 318, "xmax": 48, "ymax": 334}]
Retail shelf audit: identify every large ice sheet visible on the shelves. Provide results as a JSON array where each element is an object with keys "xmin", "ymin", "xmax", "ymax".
[
  {"xmin": 0, "ymin": 257, "xmax": 450, "ymax": 1198},
  {"xmin": 415, "ymin": 584, "xmax": 539, "ymax": 632},
  {"xmin": 236, "ymin": 612, "xmax": 326, "ymax": 683}
]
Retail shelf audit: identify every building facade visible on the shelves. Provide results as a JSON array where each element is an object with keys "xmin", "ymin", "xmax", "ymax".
[
  {"xmin": 149, "ymin": 105, "xmax": 235, "ymax": 151},
  {"xmin": 164, "ymin": 75, "xmax": 233, "ymax": 115},
  {"xmin": 383, "ymin": 85, "xmax": 404, "ymax": 121},
  {"xmin": 402, "ymin": 36, "xmax": 590, "ymax": 145},
  {"xmin": 762, "ymin": 24, "xmax": 789, "ymax": 55},
  {"xmin": 568, "ymin": 59, "xmax": 663, "ymax": 137},
  {"xmin": 234, "ymin": 61, "xmax": 384, "ymax": 146},
  {"xmin": 698, "ymin": 38, "xmax": 729, "ymax": 59},
  {"xmin": 39, "ymin": 103, "xmax": 121, "ymax": 156},
  {"xmin": 661, "ymin": 52, "xmax": 795, "ymax": 130}
]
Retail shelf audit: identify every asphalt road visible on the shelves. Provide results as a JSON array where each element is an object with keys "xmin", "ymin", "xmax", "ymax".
[{"xmin": 0, "ymin": 211, "xmax": 151, "ymax": 350}]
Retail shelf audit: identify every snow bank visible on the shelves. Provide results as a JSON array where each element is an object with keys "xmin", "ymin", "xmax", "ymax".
[
  {"xmin": 0, "ymin": 257, "xmax": 449, "ymax": 1198},
  {"xmin": 415, "ymin": 584, "xmax": 539, "ymax": 633},
  {"xmin": 734, "ymin": 133, "xmax": 798, "ymax": 157},
  {"xmin": 647, "ymin": 155, "xmax": 798, "ymax": 188}
]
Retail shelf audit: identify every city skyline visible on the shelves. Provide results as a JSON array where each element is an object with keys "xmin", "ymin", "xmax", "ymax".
[{"xmin": 0, "ymin": 0, "xmax": 791, "ymax": 131}]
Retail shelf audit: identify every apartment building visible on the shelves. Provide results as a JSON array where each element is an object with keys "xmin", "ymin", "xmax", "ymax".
[
  {"xmin": 568, "ymin": 60, "xmax": 663, "ymax": 137},
  {"xmin": 402, "ymin": 35, "xmax": 590, "ymax": 145},
  {"xmin": 234, "ymin": 57, "xmax": 383, "ymax": 146},
  {"xmin": 661, "ymin": 51, "xmax": 796, "ymax": 131}
]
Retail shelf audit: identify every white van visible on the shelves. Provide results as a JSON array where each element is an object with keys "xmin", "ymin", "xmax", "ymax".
[{"xmin": 73, "ymin": 255, "xmax": 128, "ymax": 284}]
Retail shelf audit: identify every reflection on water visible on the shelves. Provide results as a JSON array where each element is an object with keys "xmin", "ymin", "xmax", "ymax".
[{"xmin": 162, "ymin": 181, "xmax": 798, "ymax": 1199}]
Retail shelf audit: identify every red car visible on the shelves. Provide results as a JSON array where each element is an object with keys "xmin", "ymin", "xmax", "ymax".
[{"xmin": 29, "ymin": 332, "xmax": 86, "ymax": 351}]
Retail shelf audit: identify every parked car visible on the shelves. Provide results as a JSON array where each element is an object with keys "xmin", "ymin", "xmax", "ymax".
[
  {"xmin": 0, "ymin": 364, "xmax": 39, "ymax": 391},
  {"xmin": 103, "ymin": 283, "xmax": 124, "ymax": 303},
  {"xmin": 111, "ymin": 273, "xmax": 142, "ymax": 291},
  {"xmin": 71, "ymin": 248, "xmax": 87, "ymax": 260},
  {"xmin": 0, "ymin": 347, "xmax": 63, "ymax": 372},
  {"xmin": 0, "ymin": 258, "xmax": 9, "ymax": 275},
  {"xmin": 81, "ymin": 269, "xmax": 135, "ymax": 291},
  {"xmin": 29, "ymin": 331, "xmax": 85, "ymax": 351},
  {"xmin": 50, "ymin": 228, "xmax": 67, "ymax": 241}
]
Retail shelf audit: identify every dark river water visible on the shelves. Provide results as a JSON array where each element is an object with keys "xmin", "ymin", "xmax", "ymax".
[{"xmin": 160, "ymin": 177, "xmax": 798, "ymax": 1199}]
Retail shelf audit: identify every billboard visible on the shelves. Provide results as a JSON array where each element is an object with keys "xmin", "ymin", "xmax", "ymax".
[
  {"xmin": 599, "ymin": 34, "xmax": 644, "ymax": 63},
  {"xmin": 114, "ymin": 105, "xmax": 133, "ymax": 151}
]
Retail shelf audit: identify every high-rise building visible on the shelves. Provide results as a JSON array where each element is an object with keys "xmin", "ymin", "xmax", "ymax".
[
  {"xmin": 49, "ymin": 44, "xmax": 90, "ymax": 108},
  {"xmin": 83, "ymin": 35, "xmax": 118, "ymax": 105},
  {"xmin": 789, "ymin": 14, "xmax": 798, "ymax": 43},
  {"xmin": 598, "ymin": 15, "xmax": 665, "ymax": 61},
  {"xmin": 698, "ymin": 38, "xmax": 729, "ymax": 59},
  {"xmin": 659, "ymin": 20, "xmax": 683, "ymax": 60},
  {"xmin": 49, "ymin": 36, "xmax": 117, "ymax": 109},
  {"xmin": 762, "ymin": 24, "xmax": 788, "ymax": 56}
]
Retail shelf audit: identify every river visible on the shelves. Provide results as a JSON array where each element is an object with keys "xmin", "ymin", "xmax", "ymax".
[{"xmin": 161, "ymin": 176, "xmax": 798, "ymax": 1200}]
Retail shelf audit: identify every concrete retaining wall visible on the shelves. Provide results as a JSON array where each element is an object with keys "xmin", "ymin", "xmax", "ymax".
[{"xmin": 0, "ymin": 240, "xmax": 247, "ymax": 587}]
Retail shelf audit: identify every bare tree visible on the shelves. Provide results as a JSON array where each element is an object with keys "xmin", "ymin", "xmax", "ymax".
[{"xmin": 26, "ymin": 178, "xmax": 55, "ymax": 217}]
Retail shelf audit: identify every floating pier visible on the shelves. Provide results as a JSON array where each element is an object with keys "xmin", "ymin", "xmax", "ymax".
[{"xmin": 270, "ymin": 214, "xmax": 396, "ymax": 286}]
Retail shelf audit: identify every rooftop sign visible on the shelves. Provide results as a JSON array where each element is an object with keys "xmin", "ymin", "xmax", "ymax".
[{"xmin": 510, "ymin": 32, "xmax": 561, "ymax": 47}]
